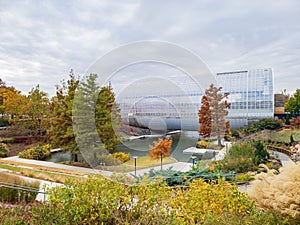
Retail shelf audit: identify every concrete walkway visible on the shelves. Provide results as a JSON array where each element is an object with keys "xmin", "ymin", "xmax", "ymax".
[
  {"xmin": 127, "ymin": 162, "xmax": 194, "ymax": 177},
  {"xmin": 272, "ymin": 151, "xmax": 296, "ymax": 167}
]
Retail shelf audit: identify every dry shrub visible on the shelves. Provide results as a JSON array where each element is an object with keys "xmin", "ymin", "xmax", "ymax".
[{"xmin": 248, "ymin": 163, "xmax": 300, "ymax": 219}]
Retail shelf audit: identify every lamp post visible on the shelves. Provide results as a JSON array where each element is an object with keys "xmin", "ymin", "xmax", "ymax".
[
  {"xmin": 191, "ymin": 156, "xmax": 197, "ymax": 169},
  {"xmin": 133, "ymin": 156, "xmax": 138, "ymax": 176},
  {"xmin": 160, "ymin": 154, "xmax": 163, "ymax": 171}
]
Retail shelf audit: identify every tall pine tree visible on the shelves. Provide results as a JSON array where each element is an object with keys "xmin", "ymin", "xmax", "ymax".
[
  {"xmin": 48, "ymin": 70, "xmax": 80, "ymax": 161},
  {"xmin": 96, "ymin": 83, "xmax": 121, "ymax": 152},
  {"xmin": 73, "ymin": 74, "xmax": 121, "ymax": 166},
  {"xmin": 73, "ymin": 74, "xmax": 101, "ymax": 165}
]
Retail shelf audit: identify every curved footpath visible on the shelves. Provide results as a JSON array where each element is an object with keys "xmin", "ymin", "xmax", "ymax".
[{"xmin": 238, "ymin": 151, "xmax": 296, "ymax": 192}]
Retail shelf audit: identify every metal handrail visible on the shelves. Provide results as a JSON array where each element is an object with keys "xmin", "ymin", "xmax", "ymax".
[{"xmin": 0, "ymin": 182, "xmax": 46, "ymax": 202}]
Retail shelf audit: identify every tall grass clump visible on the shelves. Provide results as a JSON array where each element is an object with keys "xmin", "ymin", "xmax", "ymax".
[{"xmin": 248, "ymin": 163, "xmax": 300, "ymax": 220}]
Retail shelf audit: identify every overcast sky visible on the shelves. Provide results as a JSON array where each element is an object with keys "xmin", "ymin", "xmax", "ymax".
[{"xmin": 1, "ymin": 0, "xmax": 300, "ymax": 97}]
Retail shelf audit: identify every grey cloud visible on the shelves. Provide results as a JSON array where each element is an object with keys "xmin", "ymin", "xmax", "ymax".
[{"xmin": 0, "ymin": 0, "xmax": 300, "ymax": 96}]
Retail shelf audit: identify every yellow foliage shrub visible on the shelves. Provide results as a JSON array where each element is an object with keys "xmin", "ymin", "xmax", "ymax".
[
  {"xmin": 196, "ymin": 140, "xmax": 208, "ymax": 149},
  {"xmin": 111, "ymin": 152, "xmax": 130, "ymax": 163},
  {"xmin": 169, "ymin": 179, "xmax": 255, "ymax": 224},
  {"xmin": 248, "ymin": 163, "xmax": 300, "ymax": 219}
]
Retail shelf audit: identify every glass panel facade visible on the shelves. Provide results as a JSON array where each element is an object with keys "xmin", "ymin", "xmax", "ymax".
[
  {"xmin": 117, "ymin": 68, "xmax": 274, "ymax": 130},
  {"xmin": 216, "ymin": 68, "xmax": 274, "ymax": 128}
]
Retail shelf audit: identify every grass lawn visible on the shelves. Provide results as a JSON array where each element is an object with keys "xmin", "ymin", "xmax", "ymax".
[
  {"xmin": 0, "ymin": 156, "xmax": 177, "ymax": 179},
  {"xmin": 254, "ymin": 129, "xmax": 300, "ymax": 143},
  {"xmin": 0, "ymin": 159, "xmax": 85, "ymax": 183},
  {"xmin": 272, "ymin": 129, "xmax": 300, "ymax": 142},
  {"xmin": 196, "ymin": 159, "xmax": 212, "ymax": 169},
  {"xmin": 123, "ymin": 156, "xmax": 177, "ymax": 171}
]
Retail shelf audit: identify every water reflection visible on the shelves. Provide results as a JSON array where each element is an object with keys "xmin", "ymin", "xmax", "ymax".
[
  {"xmin": 48, "ymin": 131, "xmax": 214, "ymax": 163},
  {"xmin": 118, "ymin": 131, "xmax": 211, "ymax": 162}
]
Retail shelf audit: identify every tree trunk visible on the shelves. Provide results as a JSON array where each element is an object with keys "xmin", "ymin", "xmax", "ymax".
[
  {"xmin": 74, "ymin": 153, "xmax": 78, "ymax": 162},
  {"xmin": 218, "ymin": 135, "xmax": 222, "ymax": 146},
  {"xmin": 93, "ymin": 152, "xmax": 98, "ymax": 167}
]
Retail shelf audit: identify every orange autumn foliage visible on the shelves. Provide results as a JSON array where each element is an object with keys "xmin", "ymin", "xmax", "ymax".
[{"xmin": 149, "ymin": 138, "xmax": 172, "ymax": 160}]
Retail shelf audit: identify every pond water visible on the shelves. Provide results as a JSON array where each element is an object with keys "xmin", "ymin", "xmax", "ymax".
[
  {"xmin": 118, "ymin": 131, "xmax": 214, "ymax": 162},
  {"xmin": 47, "ymin": 151, "xmax": 72, "ymax": 162},
  {"xmin": 48, "ymin": 131, "xmax": 215, "ymax": 163}
]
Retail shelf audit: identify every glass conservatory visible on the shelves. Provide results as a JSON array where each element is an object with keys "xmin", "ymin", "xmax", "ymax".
[{"xmin": 116, "ymin": 67, "xmax": 274, "ymax": 130}]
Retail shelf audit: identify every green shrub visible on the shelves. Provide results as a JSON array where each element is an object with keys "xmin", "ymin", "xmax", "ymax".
[
  {"xmin": 137, "ymin": 167, "xmax": 234, "ymax": 186},
  {"xmin": 196, "ymin": 140, "xmax": 208, "ymax": 149},
  {"xmin": 97, "ymin": 154, "xmax": 121, "ymax": 166},
  {"xmin": 235, "ymin": 173, "xmax": 254, "ymax": 183},
  {"xmin": 257, "ymin": 118, "xmax": 281, "ymax": 130},
  {"xmin": 0, "ymin": 176, "xmax": 295, "ymax": 224},
  {"xmin": 18, "ymin": 144, "xmax": 51, "ymax": 160},
  {"xmin": 243, "ymin": 125, "xmax": 258, "ymax": 135},
  {"xmin": 290, "ymin": 134, "xmax": 295, "ymax": 143},
  {"xmin": 212, "ymin": 142, "xmax": 258, "ymax": 173},
  {"xmin": 46, "ymin": 176, "xmax": 257, "ymax": 224},
  {"xmin": 0, "ymin": 142, "xmax": 9, "ymax": 157},
  {"xmin": 242, "ymin": 118, "xmax": 282, "ymax": 136},
  {"xmin": 231, "ymin": 130, "xmax": 240, "ymax": 138},
  {"xmin": 111, "ymin": 152, "xmax": 131, "ymax": 163},
  {"xmin": 252, "ymin": 141, "xmax": 269, "ymax": 165},
  {"xmin": 0, "ymin": 118, "xmax": 9, "ymax": 127}
]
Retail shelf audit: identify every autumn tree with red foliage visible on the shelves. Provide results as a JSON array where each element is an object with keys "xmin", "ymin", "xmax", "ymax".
[
  {"xmin": 149, "ymin": 138, "xmax": 172, "ymax": 170},
  {"xmin": 290, "ymin": 116, "xmax": 300, "ymax": 129},
  {"xmin": 205, "ymin": 83, "xmax": 230, "ymax": 146},
  {"xmin": 198, "ymin": 95, "xmax": 212, "ymax": 139}
]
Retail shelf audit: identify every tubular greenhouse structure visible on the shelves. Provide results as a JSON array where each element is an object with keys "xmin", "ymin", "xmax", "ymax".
[{"xmin": 117, "ymin": 68, "xmax": 274, "ymax": 130}]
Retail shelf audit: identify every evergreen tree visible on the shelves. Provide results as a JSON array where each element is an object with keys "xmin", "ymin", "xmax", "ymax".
[
  {"xmin": 73, "ymin": 74, "xmax": 121, "ymax": 166},
  {"xmin": 205, "ymin": 83, "xmax": 230, "ymax": 146},
  {"xmin": 48, "ymin": 70, "xmax": 80, "ymax": 161},
  {"xmin": 198, "ymin": 95, "xmax": 211, "ymax": 139},
  {"xmin": 96, "ymin": 83, "xmax": 121, "ymax": 152},
  {"xmin": 73, "ymin": 74, "xmax": 98, "ymax": 165},
  {"xmin": 252, "ymin": 141, "xmax": 269, "ymax": 165}
]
